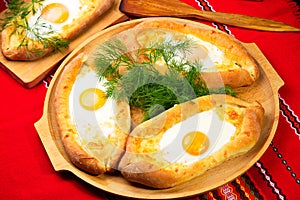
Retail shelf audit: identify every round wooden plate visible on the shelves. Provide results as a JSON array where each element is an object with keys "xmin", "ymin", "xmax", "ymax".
[{"xmin": 35, "ymin": 17, "xmax": 284, "ymax": 199}]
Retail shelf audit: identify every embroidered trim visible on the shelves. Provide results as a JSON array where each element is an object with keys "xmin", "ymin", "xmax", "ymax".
[
  {"xmin": 285, "ymin": 0, "xmax": 300, "ymax": 19},
  {"xmin": 243, "ymin": 173, "xmax": 264, "ymax": 199},
  {"xmin": 270, "ymin": 142, "xmax": 300, "ymax": 185},
  {"xmin": 279, "ymin": 94, "xmax": 300, "ymax": 139},
  {"xmin": 193, "ymin": 0, "xmax": 232, "ymax": 35},
  {"xmin": 232, "ymin": 179, "xmax": 248, "ymax": 199},
  {"xmin": 255, "ymin": 161, "xmax": 286, "ymax": 200},
  {"xmin": 4, "ymin": 0, "xmax": 8, "ymax": 7},
  {"xmin": 221, "ymin": 184, "xmax": 238, "ymax": 200},
  {"xmin": 42, "ymin": 74, "xmax": 53, "ymax": 89},
  {"xmin": 211, "ymin": 189, "xmax": 222, "ymax": 199}
]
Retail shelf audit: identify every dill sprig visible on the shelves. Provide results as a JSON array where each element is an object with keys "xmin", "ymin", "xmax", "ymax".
[
  {"xmin": 1, "ymin": 0, "xmax": 40, "ymax": 28},
  {"xmin": 95, "ymin": 39, "xmax": 135, "ymax": 80},
  {"xmin": 1, "ymin": 0, "xmax": 69, "ymax": 57},
  {"xmin": 120, "ymin": 65, "xmax": 198, "ymax": 119},
  {"xmin": 95, "ymin": 36, "xmax": 236, "ymax": 120}
]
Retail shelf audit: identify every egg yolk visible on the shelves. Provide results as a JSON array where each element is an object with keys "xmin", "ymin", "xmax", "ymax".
[
  {"xmin": 182, "ymin": 131, "xmax": 209, "ymax": 156},
  {"xmin": 79, "ymin": 88, "xmax": 107, "ymax": 111},
  {"xmin": 41, "ymin": 3, "xmax": 69, "ymax": 24}
]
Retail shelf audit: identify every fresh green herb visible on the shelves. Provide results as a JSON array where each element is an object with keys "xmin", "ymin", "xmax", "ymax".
[
  {"xmin": 1, "ymin": 0, "xmax": 69, "ymax": 57},
  {"xmin": 95, "ymin": 39, "xmax": 134, "ymax": 80},
  {"xmin": 2, "ymin": 0, "xmax": 43, "ymax": 26},
  {"xmin": 122, "ymin": 66, "xmax": 198, "ymax": 120},
  {"xmin": 95, "ymin": 36, "xmax": 236, "ymax": 120}
]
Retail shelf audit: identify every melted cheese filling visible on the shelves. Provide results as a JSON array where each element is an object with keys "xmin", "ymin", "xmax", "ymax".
[
  {"xmin": 27, "ymin": 0, "xmax": 89, "ymax": 38},
  {"xmin": 69, "ymin": 65, "xmax": 118, "ymax": 152},
  {"xmin": 186, "ymin": 34, "xmax": 224, "ymax": 71},
  {"xmin": 159, "ymin": 109, "xmax": 236, "ymax": 165},
  {"xmin": 136, "ymin": 29, "xmax": 227, "ymax": 72}
]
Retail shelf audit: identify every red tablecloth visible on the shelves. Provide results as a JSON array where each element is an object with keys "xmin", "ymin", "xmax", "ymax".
[{"xmin": 0, "ymin": 0, "xmax": 299, "ymax": 199}]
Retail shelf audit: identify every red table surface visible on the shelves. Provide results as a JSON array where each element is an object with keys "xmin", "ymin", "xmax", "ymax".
[{"xmin": 0, "ymin": 0, "xmax": 299, "ymax": 199}]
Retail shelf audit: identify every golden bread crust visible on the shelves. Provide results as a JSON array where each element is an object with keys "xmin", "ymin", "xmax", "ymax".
[
  {"xmin": 52, "ymin": 18, "xmax": 264, "ymax": 187},
  {"xmin": 1, "ymin": 26, "xmax": 55, "ymax": 61},
  {"xmin": 58, "ymin": 0, "xmax": 114, "ymax": 39},
  {"xmin": 54, "ymin": 52, "xmax": 106, "ymax": 174},
  {"xmin": 133, "ymin": 19, "xmax": 259, "ymax": 88},
  {"xmin": 119, "ymin": 94, "xmax": 264, "ymax": 188},
  {"xmin": 54, "ymin": 52, "xmax": 130, "ymax": 175},
  {"xmin": 1, "ymin": 0, "xmax": 114, "ymax": 60}
]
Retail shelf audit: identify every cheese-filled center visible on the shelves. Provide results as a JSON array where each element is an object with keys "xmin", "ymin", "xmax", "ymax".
[{"xmin": 159, "ymin": 109, "xmax": 236, "ymax": 164}]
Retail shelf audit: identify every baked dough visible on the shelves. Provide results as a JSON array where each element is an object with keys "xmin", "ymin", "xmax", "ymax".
[
  {"xmin": 54, "ymin": 52, "xmax": 131, "ymax": 174},
  {"xmin": 52, "ymin": 18, "xmax": 265, "ymax": 187},
  {"xmin": 118, "ymin": 94, "xmax": 264, "ymax": 188},
  {"xmin": 133, "ymin": 19, "xmax": 259, "ymax": 88},
  {"xmin": 1, "ymin": 0, "xmax": 113, "ymax": 60}
]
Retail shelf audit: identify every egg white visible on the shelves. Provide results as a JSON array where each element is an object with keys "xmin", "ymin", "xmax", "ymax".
[
  {"xmin": 138, "ymin": 30, "xmax": 224, "ymax": 72},
  {"xmin": 186, "ymin": 34, "xmax": 224, "ymax": 71},
  {"xmin": 159, "ymin": 109, "xmax": 236, "ymax": 165},
  {"xmin": 69, "ymin": 65, "xmax": 118, "ymax": 145},
  {"xmin": 27, "ymin": 0, "xmax": 87, "ymax": 38}
]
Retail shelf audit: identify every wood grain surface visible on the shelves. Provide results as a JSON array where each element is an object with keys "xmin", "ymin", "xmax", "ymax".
[
  {"xmin": 0, "ymin": 0, "xmax": 127, "ymax": 88},
  {"xmin": 120, "ymin": 0, "xmax": 300, "ymax": 32},
  {"xmin": 35, "ymin": 18, "xmax": 284, "ymax": 199}
]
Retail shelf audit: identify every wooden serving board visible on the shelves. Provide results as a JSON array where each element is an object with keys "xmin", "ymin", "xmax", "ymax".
[
  {"xmin": 0, "ymin": 0, "xmax": 127, "ymax": 88},
  {"xmin": 35, "ymin": 18, "xmax": 284, "ymax": 199}
]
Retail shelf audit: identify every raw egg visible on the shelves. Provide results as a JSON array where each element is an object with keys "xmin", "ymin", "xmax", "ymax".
[
  {"xmin": 41, "ymin": 3, "xmax": 69, "ymax": 24},
  {"xmin": 182, "ymin": 131, "xmax": 209, "ymax": 156},
  {"xmin": 79, "ymin": 88, "xmax": 107, "ymax": 111}
]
